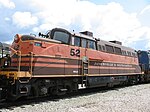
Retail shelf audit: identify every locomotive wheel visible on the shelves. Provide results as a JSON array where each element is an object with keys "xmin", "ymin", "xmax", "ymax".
[
  {"xmin": 107, "ymin": 83, "xmax": 114, "ymax": 88},
  {"xmin": 50, "ymin": 86, "xmax": 67, "ymax": 96}
]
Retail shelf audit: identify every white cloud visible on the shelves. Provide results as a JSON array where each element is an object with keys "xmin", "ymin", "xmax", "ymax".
[
  {"xmin": 140, "ymin": 5, "xmax": 150, "ymax": 15},
  {"xmin": 5, "ymin": 17, "xmax": 10, "ymax": 21},
  {"xmin": 12, "ymin": 12, "xmax": 38, "ymax": 28},
  {"xmin": 138, "ymin": 5, "xmax": 150, "ymax": 27},
  {"xmin": 92, "ymin": 3, "xmax": 141, "ymax": 42},
  {"xmin": 0, "ymin": 0, "xmax": 15, "ymax": 9},
  {"xmin": 145, "ymin": 30, "xmax": 150, "ymax": 49},
  {"xmin": 33, "ymin": 0, "xmax": 78, "ymax": 27},
  {"xmin": 9, "ymin": 0, "xmax": 150, "ymax": 49}
]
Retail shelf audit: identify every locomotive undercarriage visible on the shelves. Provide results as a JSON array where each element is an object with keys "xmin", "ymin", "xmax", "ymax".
[
  {"xmin": 0, "ymin": 75, "xmax": 80, "ymax": 101},
  {"xmin": 0, "ymin": 72, "xmax": 143, "ymax": 102}
]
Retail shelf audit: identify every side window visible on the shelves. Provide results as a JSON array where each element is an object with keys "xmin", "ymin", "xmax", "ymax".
[
  {"xmin": 106, "ymin": 45, "xmax": 114, "ymax": 53},
  {"xmin": 132, "ymin": 52, "xmax": 137, "ymax": 57},
  {"xmin": 88, "ymin": 40, "xmax": 96, "ymax": 50},
  {"xmin": 114, "ymin": 47, "xmax": 121, "ymax": 54},
  {"xmin": 81, "ymin": 38, "xmax": 87, "ymax": 48},
  {"xmin": 131, "ymin": 52, "xmax": 134, "ymax": 57},
  {"xmin": 74, "ymin": 36, "xmax": 81, "ymax": 47},
  {"xmin": 102, "ymin": 46, "xmax": 106, "ymax": 51},
  {"xmin": 98, "ymin": 45, "xmax": 102, "ymax": 51},
  {"xmin": 34, "ymin": 42, "xmax": 42, "ymax": 47},
  {"xmin": 127, "ymin": 51, "xmax": 131, "ymax": 56},
  {"xmin": 122, "ymin": 50, "xmax": 127, "ymax": 56}
]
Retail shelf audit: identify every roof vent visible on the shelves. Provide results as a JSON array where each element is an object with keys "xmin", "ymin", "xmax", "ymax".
[
  {"xmin": 109, "ymin": 40, "xmax": 122, "ymax": 45},
  {"xmin": 80, "ymin": 31, "xmax": 93, "ymax": 37}
]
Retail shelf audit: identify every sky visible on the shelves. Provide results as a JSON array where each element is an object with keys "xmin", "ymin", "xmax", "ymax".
[{"xmin": 0, "ymin": 0, "xmax": 150, "ymax": 50}]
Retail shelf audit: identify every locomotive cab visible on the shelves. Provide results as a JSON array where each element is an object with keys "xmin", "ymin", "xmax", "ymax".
[{"xmin": 39, "ymin": 28, "xmax": 72, "ymax": 45}]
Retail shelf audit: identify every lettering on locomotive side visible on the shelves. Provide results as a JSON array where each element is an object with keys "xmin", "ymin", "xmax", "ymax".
[
  {"xmin": 93, "ymin": 62, "xmax": 133, "ymax": 68},
  {"xmin": 70, "ymin": 48, "xmax": 80, "ymax": 57}
]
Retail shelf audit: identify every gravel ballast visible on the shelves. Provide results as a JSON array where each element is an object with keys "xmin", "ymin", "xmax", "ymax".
[{"xmin": 1, "ymin": 84, "xmax": 150, "ymax": 112}]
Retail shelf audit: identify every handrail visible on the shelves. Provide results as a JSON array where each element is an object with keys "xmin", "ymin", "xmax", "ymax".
[
  {"xmin": 18, "ymin": 51, "xmax": 21, "ymax": 73},
  {"xmin": 30, "ymin": 52, "xmax": 33, "ymax": 78},
  {"xmin": 9, "ymin": 47, "xmax": 18, "ymax": 57}
]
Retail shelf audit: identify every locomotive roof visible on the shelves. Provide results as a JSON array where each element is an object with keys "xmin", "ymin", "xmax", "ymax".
[
  {"xmin": 72, "ymin": 32, "xmax": 95, "ymax": 41},
  {"xmin": 53, "ymin": 28, "xmax": 95, "ymax": 41},
  {"xmin": 21, "ymin": 28, "xmax": 135, "ymax": 53},
  {"xmin": 69, "ymin": 29, "xmax": 135, "ymax": 52},
  {"xmin": 98, "ymin": 39, "xmax": 135, "ymax": 52}
]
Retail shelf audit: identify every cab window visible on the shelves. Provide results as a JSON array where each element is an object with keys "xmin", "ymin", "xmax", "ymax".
[
  {"xmin": 88, "ymin": 40, "xmax": 96, "ymax": 50},
  {"xmin": 74, "ymin": 36, "xmax": 81, "ymax": 47},
  {"xmin": 82, "ymin": 38, "xmax": 87, "ymax": 48}
]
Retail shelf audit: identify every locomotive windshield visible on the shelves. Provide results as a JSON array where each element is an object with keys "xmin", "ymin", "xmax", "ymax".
[
  {"xmin": 53, "ymin": 31, "xmax": 70, "ymax": 44},
  {"xmin": 38, "ymin": 28, "xmax": 71, "ymax": 44}
]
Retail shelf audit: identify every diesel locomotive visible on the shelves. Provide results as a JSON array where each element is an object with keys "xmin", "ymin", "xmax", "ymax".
[{"xmin": 0, "ymin": 27, "xmax": 148, "ymax": 101}]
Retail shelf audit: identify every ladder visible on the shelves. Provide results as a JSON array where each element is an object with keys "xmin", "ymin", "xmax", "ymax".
[{"xmin": 82, "ymin": 57, "xmax": 89, "ymax": 87}]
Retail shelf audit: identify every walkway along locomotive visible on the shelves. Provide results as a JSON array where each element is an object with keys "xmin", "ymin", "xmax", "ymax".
[{"xmin": 0, "ymin": 28, "xmax": 145, "ymax": 101}]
